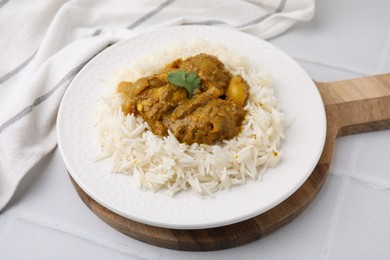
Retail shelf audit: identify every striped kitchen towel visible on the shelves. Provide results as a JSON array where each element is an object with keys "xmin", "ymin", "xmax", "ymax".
[{"xmin": 0, "ymin": 0, "xmax": 314, "ymax": 210}]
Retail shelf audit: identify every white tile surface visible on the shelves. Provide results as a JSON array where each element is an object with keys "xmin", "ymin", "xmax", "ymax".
[
  {"xmin": 2, "ymin": 0, "xmax": 390, "ymax": 259},
  {"xmin": 327, "ymin": 179, "xmax": 390, "ymax": 259},
  {"xmin": 352, "ymin": 130, "xmax": 390, "ymax": 187},
  {"xmin": 270, "ymin": 0, "xmax": 390, "ymax": 75},
  {"xmin": 0, "ymin": 217, "xmax": 155, "ymax": 260},
  {"xmin": 293, "ymin": 58, "xmax": 364, "ymax": 82}
]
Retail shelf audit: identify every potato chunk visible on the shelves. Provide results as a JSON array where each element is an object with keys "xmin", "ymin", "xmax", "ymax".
[{"xmin": 226, "ymin": 75, "xmax": 248, "ymax": 106}]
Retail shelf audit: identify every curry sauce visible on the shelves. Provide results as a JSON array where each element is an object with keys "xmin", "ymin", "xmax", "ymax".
[{"xmin": 118, "ymin": 54, "xmax": 249, "ymax": 145}]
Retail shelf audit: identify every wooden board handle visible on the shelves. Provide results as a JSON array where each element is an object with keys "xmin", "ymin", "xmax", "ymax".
[{"xmin": 315, "ymin": 73, "xmax": 390, "ymax": 164}]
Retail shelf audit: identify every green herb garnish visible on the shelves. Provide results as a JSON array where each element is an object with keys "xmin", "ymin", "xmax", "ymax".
[{"xmin": 167, "ymin": 70, "xmax": 200, "ymax": 98}]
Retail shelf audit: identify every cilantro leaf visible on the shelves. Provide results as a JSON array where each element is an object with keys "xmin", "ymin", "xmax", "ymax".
[{"xmin": 167, "ymin": 70, "xmax": 200, "ymax": 98}]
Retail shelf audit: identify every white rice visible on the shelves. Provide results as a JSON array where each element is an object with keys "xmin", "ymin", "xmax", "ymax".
[{"xmin": 94, "ymin": 41, "xmax": 285, "ymax": 197}]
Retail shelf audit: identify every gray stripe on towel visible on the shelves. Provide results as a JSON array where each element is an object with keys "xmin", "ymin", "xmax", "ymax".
[
  {"xmin": 0, "ymin": 60, "xmax": 88, "ymax": 135},
  {"xmin": 0, "ymin": 28, "xmax": 103, "ymax": 85},
  {"xmin": 182, "ymin": 20, "xmax": 226, "ymax": 26},
  {"xmin": 0, "ymin": 0, "xmax": 10, "ymax": 9},
  {"xmin": 0, "ymin": 49, "xmax": 38, "ymax": 85},
  {"xmin": 92, "ymin": 28, "xmax": 103, "ymax": 36},
  {"xmin": 239, "ymin": 0, "xmax": 286, "ymax": 27},
  {"xmin": 127, "ymin": 0, "xmax": 175, "ymax": 29},
  {"xmin": 182, "ymin": 0, "xmax": 287, "ymax": 28}
]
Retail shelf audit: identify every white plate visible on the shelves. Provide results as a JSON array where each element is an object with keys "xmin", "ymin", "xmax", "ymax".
[{"xmin": 57, "ymin": 26, "xmax": 326, "ymax": 229}]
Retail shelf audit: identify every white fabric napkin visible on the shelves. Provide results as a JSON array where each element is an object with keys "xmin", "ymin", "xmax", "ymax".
[{"xmin": 0, "ymin": 0, "xmax": 314, "ymax": 210}]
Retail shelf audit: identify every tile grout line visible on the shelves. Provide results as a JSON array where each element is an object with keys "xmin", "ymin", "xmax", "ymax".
[
  {"xmin": 330, "ymin": 133, "xmax": 390, "ymax": 190},
  {"xmin": 321, "ymin": 174, "xmax": 351, "ymax": 259},
  {"xmin": 329, "ymin": 170, "xmax": 390, "ymax": 190},
  {"xmin": 323, "ymin": 138, "xmax": 366, "ymax": 259},
  {"xmin": 2, "ymin": 212, "xmax": 159, "ymax": 259},
  {"xmin": 290, "ymin": 55, "xmax": 371, "ymax": 77},
  {"xmin": 347, "ymin": 139, "xmax": 364, "ymax": 179}
]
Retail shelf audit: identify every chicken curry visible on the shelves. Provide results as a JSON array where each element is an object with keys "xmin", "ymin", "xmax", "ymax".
[{"xmin": 118, "ymin": 54, "xmax": 249, "ymax": 145}]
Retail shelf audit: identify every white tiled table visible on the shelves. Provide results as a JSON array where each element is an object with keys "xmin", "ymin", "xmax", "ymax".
[{"xmin": 1, "ymin": 1, "xmax": 390, "ymax": 259}]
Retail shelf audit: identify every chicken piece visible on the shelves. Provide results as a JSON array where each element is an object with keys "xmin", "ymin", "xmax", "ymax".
[
  {"xmin": 165, "ymin": 99, "xmax": 246, "ymax": 145},
  {"xmin": 177, "ymin": 54, "xmax": 231, "ymax": 95}
]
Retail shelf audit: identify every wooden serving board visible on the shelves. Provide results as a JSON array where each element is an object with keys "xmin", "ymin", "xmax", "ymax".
[{"xmin": 69, "ymin": 73, "xmax": 390, "ymax": 251}]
